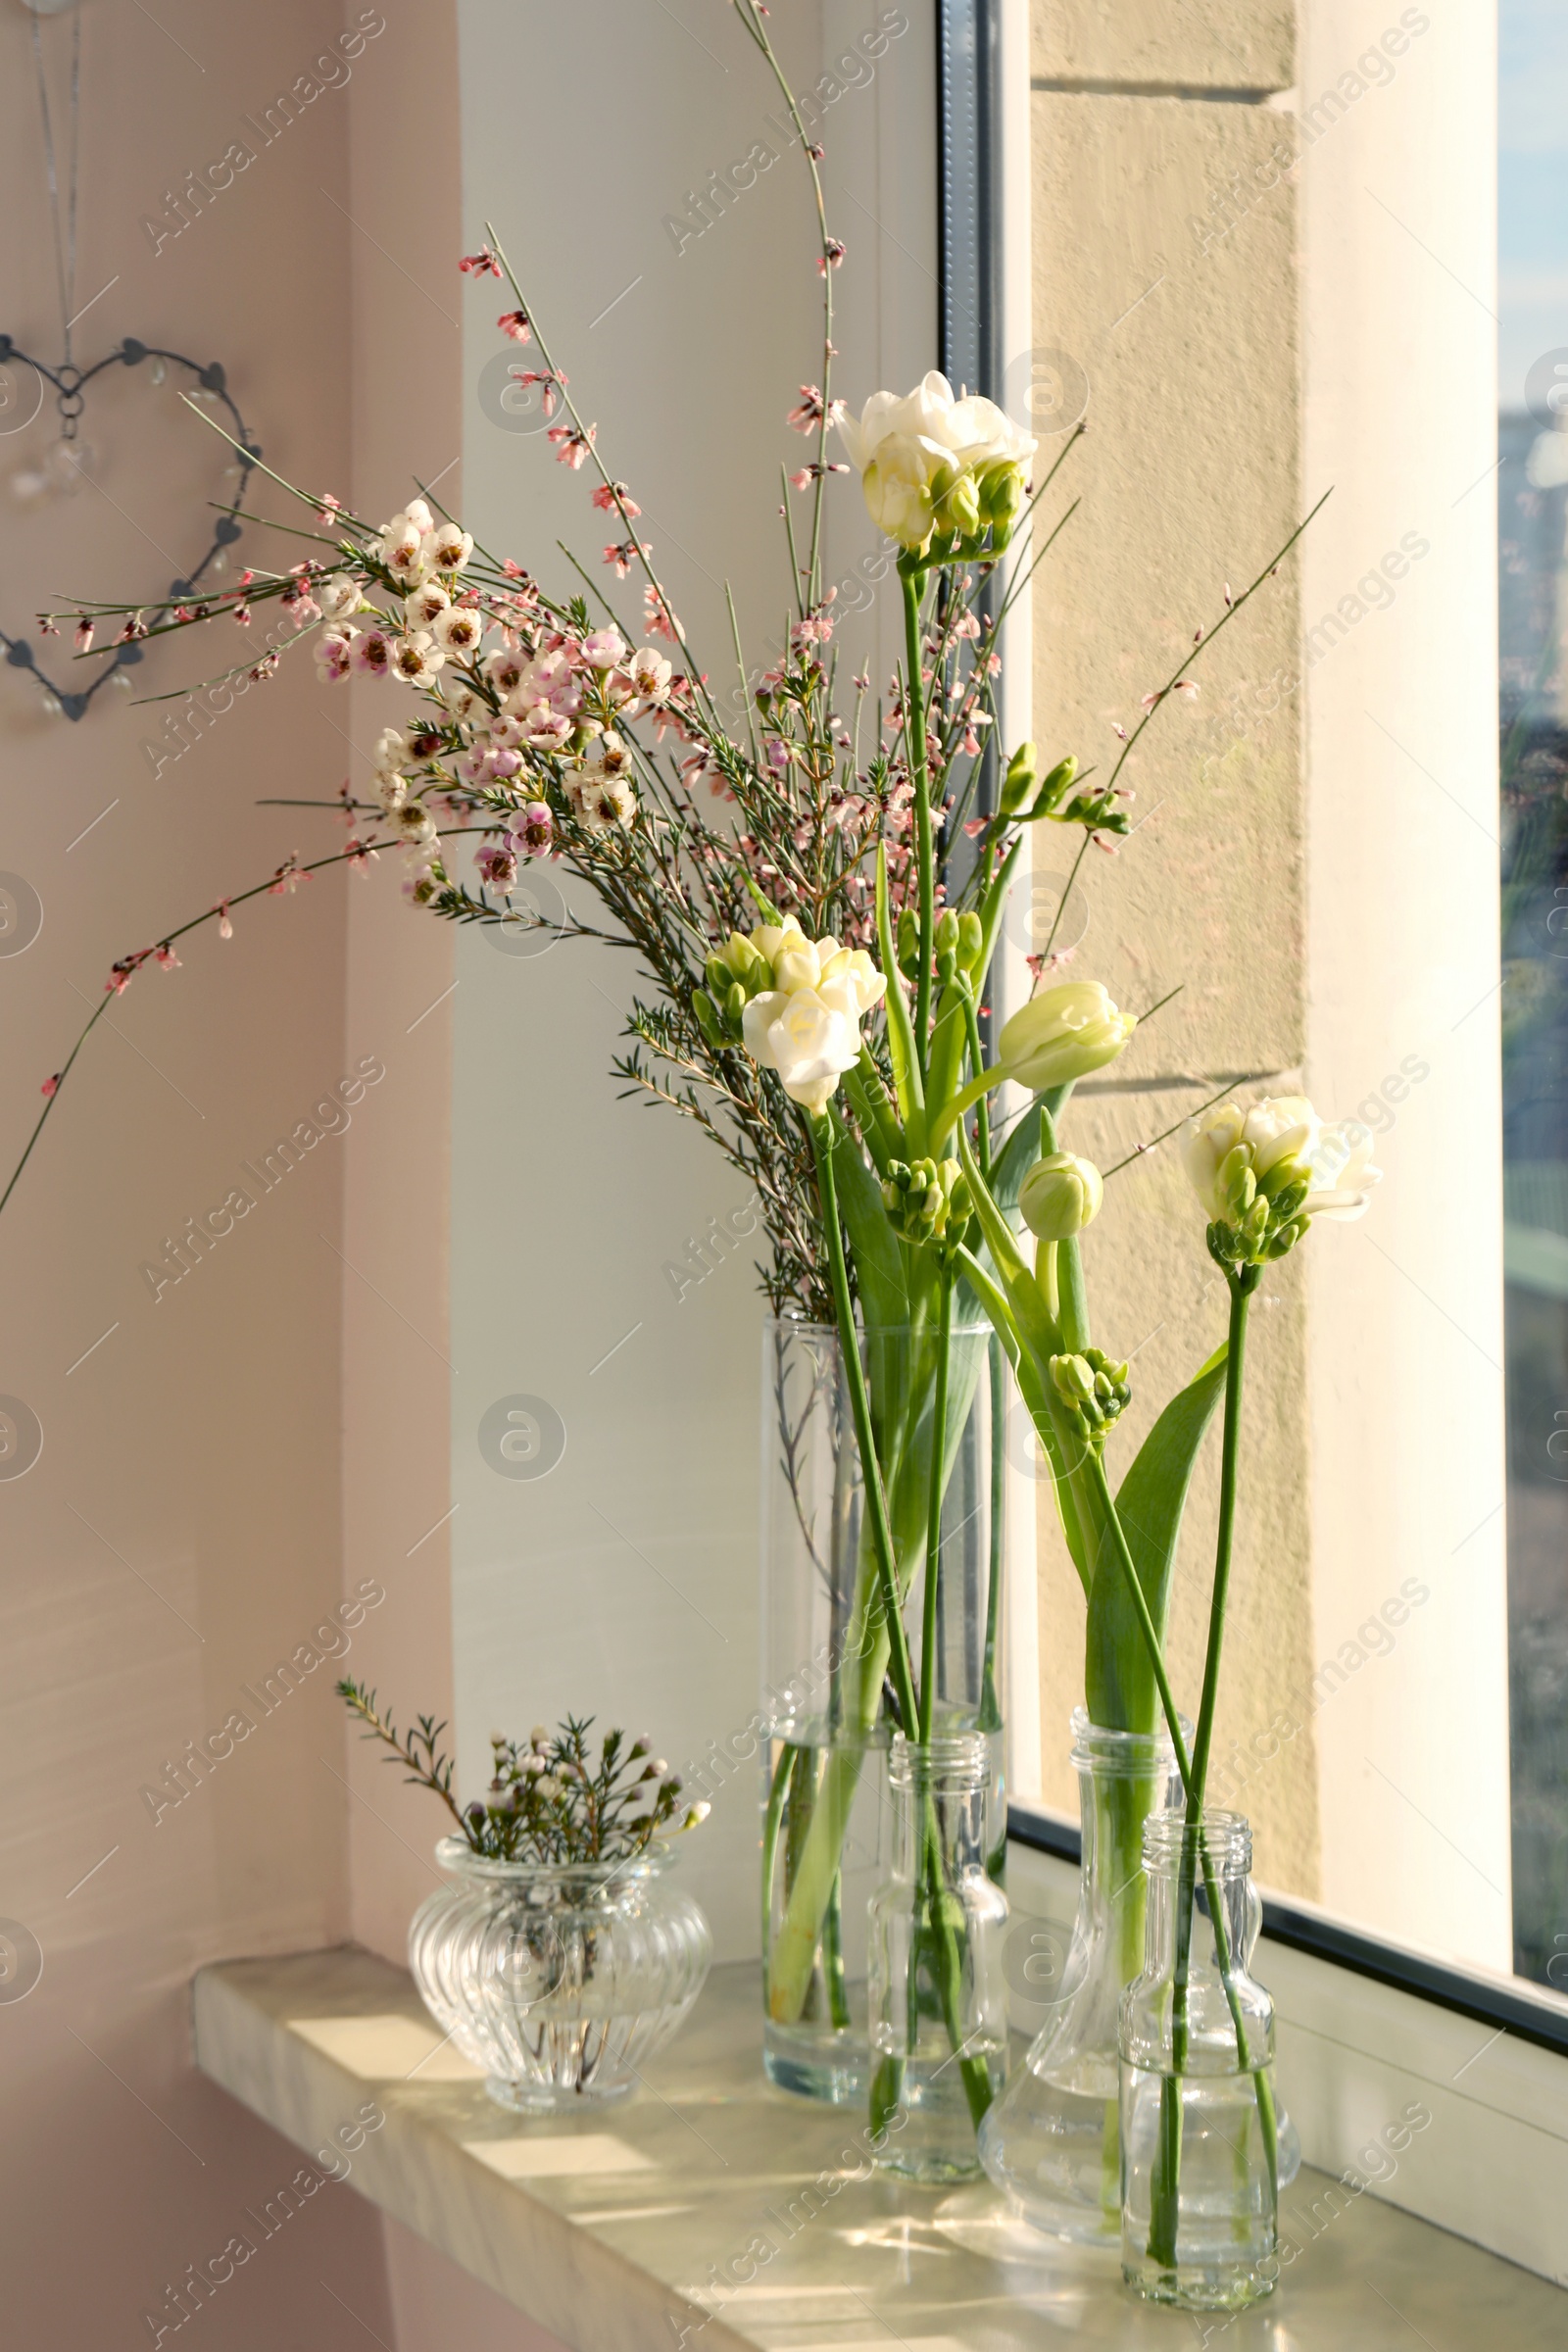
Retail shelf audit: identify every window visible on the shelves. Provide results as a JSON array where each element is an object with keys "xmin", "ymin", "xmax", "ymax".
[{"xmin": 1500, "ymin": 0, "xmax": 1568, "ymax": 1994}]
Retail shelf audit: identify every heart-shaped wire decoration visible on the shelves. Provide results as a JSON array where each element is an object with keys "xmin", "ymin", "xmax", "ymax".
[{"xmin": 0, "ymin": 335, "xmax": 258, "ymax": 719}]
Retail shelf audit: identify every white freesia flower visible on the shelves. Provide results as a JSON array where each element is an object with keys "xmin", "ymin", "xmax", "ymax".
[
  {"xmin": 998, "ymin": 981, "xmax": 1137, "ymax": 1090},
  {"xmin": 1184, "ymin": 1095, "xmax": 1381, "ymax": 1228},
  {"xmin": 738, "ymin": 918, "xmax": 888, "ymax": 1028},
  {"xmin": 837, "ymin": 370, "xmax": 1037, "ymax": 549},
  {"xmin": 742, "ymin": 975, "xmax": 866, "ymax": 1115},
  {"xmin": 1301, "ymin": 1120, "xmax": 1382, "ymax": 1221},
  {"xmin": 318, "ymin": 572, "xmax": 361, "ymax": 621}
]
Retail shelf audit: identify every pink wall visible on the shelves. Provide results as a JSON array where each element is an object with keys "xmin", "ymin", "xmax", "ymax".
[{"xmin": 0, "ymin": 2, "xmax": 546, "ymax": 2342}]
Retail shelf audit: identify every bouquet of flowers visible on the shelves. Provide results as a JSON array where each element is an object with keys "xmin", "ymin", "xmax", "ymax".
[{"xmin": 49, "ymin": 0, "xmax": 1353, "ymax": 2251}]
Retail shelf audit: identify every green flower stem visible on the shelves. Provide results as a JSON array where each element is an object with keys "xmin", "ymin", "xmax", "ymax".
[
  {"xmin": 810, "ymin": 1118, "xmax": 919, "ymax": 1729},
  {"xmin": 1150, "ymin": 1264, "xmax": 1274, "ymax": 2272},
  {"xmin": 980, "ymin": 1331, "xmax": 1005, "ymax": 1743},
  {"xmin": 760, "ymin": 1737, "xmax": 796, "ymax": 2003},
  {"xmin": 901, "ymin": 566, "xmax": 935, "ymax": 1067},
  {"xmin": 810, "ymin": 1117, "xmax": 992, "ymax": 2135},
  {"xmin": 918, "ymin": 1269, "xmax": 954, "ymax": 1743}
]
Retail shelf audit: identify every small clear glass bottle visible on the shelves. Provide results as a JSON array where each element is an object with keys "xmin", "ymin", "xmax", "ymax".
[
  {"xmin": 868, "ymin": 1731, "xmax": 1008, "ymax": 2182},
  {"xmin": 978, "ymin": 1707, "xmax": 1188, "ymax": 2239},
  {"xmin": 1120, "ymin": 1809, "xmax": 1280, "ymax": 2311}
]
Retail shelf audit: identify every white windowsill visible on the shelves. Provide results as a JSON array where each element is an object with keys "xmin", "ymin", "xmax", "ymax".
[{"xmin": 193, "ymin": 1941, "xmax": 1567, "ymax": 2350}]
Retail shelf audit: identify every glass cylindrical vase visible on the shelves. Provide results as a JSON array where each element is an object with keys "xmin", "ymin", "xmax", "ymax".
[
  {"xmin": 760, "ymin": 1314, "xmax": 1002, "ymax": 2104},
  {"xmin": 867, "ymin": 1731, "xmax": 1008, "ymax": 2181},
  {"xmin": 1120, "ymin": 1810, "xmax": 1280, "ymax": 2311},
  {"xmin": 409, "ymin": 1839, "xmax": 711, "ymax": 2112},
  {"xmin": 978, "ymin": 1706, "xmax": 1188, "ymax": 2239}
]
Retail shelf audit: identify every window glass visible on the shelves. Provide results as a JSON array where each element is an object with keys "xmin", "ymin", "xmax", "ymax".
[{"xmin": 1500, "ymin": 0, "xmax": 1568, "ymax": 1993}]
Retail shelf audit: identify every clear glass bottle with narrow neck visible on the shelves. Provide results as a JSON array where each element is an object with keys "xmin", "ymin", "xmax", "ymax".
[
  {"xmin": 1120, "ymin": 1808, "xmax": 1280, "ymax": 2311},
  {"xmin": 867, "ymin": 1730, "xmax": 1008, "ymax": 2182},
  {"xmin": 978, "ymin": 1708, "xmax": 1187, "ymax": 2238}
]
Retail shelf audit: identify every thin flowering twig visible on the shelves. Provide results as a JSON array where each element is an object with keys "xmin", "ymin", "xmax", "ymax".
[
  {"xmin": 0, "ymin": 822, "xmax": 501, "ymax": 1223},
  {"xmin": 480, "ymin": 220, "xmax": 724, "ymax": 739},
  {"xmin": 1102, "ymin": 1077, "xmax": 1242, "ymax": 1181},
  {"xmin": 1099, "ymin": 491, "xmax": 1332, "ymax": 803},
  {"xmin": 729, "ymin": 0, "xmax": 839, "ymax": 607}
]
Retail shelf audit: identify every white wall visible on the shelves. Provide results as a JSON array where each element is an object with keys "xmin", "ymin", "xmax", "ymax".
[
  {"xmin": 1301, "ymin": 0, "xmax": 1510, "ymax": 1967},
  {"xmin": 449, "ymin": 0, "xmax": 936, "ymax": 1962}
]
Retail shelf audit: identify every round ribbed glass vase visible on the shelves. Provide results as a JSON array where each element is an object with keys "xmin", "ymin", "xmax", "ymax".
[
  {"xmin": 409, "ymin": 1839, "xmax": 711, "ymax": 2112},
  {"xmin": 760, "ymin": 1315, "xmax": 1003, "ymax": 2106},
  {"xmin": 978, "ymin": 1707, "xmax": 1187, "ymax": 2239},
  {"xmin": 1120, "ymin": 1810, "xmax": 1280, "ymax": 2311},
  {"xmin": 867, "ymin": 1730, "xmax": 1009, "ymax": 2181}
]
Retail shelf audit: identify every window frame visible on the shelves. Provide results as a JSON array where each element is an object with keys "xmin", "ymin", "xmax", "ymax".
[{"xmin": 964, "ymin": 1, "xmax": 1568, "ymax": 2270}]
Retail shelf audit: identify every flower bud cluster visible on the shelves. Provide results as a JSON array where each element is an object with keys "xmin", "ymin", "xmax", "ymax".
[
  {"xmin": 1204, "ymin": 1145, "xmax": 1312, "ymax": 1270},
  {"xmin": 895, "ymin": 906, "xmax": 982, "ymax": 981},
  {"xmin": 1184, "ymin": 1095, "xmax": 1382, "ymax": 1274},
  {"xmin": 880, "ymin": 1155, "xmax": 972, "ymax": 1248},
  {"xmin": 996, "ymin": 745, "xmax": 1130, "ymax": 837},
  {"xmin": 1050, "ymin": 1348, "xmax": 1132, "ymax": 1446}
]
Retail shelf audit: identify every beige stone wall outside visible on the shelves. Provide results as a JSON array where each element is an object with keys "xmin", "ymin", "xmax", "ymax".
[{"xmin": 1024, "ymin": 5, "xmax": 1322, "ymax": 1896}]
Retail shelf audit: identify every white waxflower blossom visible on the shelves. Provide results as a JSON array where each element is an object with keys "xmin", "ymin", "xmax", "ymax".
[
  {"xmin": 390, "ymin": 632, "xmax": 445, "ymax": 687},
  {"xmin": 569, "ymin": 769, "xmax": 638, "ymax": 831},
  {"xmin": 404, "ymin": 578, "xmax": 451, "ymax": 628},
  {"xmin": 393, "ymin": 799, "xmax": 437, "ymax": 845},
  {"xmin": 484, "ymin": 646, "xmax": 527, "ymax": 697},
  {"xmin": 318, "ymin": 572, "xmax": 361, "ymax": 621},
  {"xmin": 628, "ymin": 646, "xmax": 672, "ymax": 700},
  {"xmin": 373, "ymin": 725, "xmax": 411, "ymax": 775},
  {"xmin": 379, "ymin": 511, "xmax": 430, "ymax": 582},
  {"xmin": 423, "ymin": 521, "xmax": 473, "ymax": 572},
  {"xmin": 432, "ymin": 605, "xmax": 484, "ymax": 659}
]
